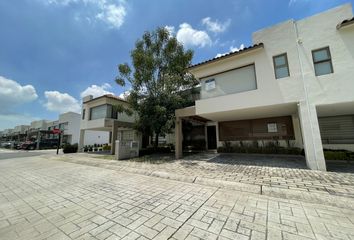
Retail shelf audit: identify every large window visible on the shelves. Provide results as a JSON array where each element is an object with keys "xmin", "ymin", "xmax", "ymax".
[
  {"xmin": 273, "ymin": 53, "xmax": 289, "ymax": 79},
  {"xmin": 90, "ymin": 105, "xmax": 108, "ymax": 120},
  {"xmin": 312, "ymin": 47, "xmax": 333, "ymax": 76},
  {"xmin": 89, "ymin": 104, "xmax": 119, "ymax": 120},
  {"xmin": 200, "ymin": 64, "xmax": 257, "ymax": 99}
]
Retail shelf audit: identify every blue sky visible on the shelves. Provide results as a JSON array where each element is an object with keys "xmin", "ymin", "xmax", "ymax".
[{"xmin": 0, "ymin": 0, "xmax": 353, "ymax": 130}]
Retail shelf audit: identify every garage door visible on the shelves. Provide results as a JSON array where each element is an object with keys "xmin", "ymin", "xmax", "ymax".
[{"xmin": 318, "ymin": 115, "xmax": 354, "ymax": 144}]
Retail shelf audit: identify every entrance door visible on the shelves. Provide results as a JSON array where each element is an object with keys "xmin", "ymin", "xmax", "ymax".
[{"xmin": 207, "ymin": 126, "xmax": 217, "ymax": 149}]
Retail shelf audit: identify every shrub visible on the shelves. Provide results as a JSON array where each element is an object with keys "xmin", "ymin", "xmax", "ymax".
[
  {"xmin": 324, "ymin": 151, "xmax": 349, "ymax": 160},
  {"xmin": 103, "ymin": 145, "xmax": 111, "ymax": 151},
  {"xmin": 63, "ymin": 143, "xmax": 78, "ymax": 154},
  {"xmin": 217, "ymin": 141, "xmax": 302, "ymax": 155}
]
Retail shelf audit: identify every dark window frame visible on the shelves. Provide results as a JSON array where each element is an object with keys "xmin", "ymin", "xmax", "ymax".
[
  {"xmin": 273, "ymin": 53, "xmax": 290, "ymax": 79},
  {"xmin": 311, "ymin": 46, "xmax": 334, "ymax": 76},
  {"xmin": 82, "ymin": 109, "xmax": 85, "ymax": 120}
]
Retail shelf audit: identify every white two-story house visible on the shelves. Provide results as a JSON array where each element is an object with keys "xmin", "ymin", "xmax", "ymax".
[
  {"xmin": 175, "ymin": 4, "xmax": 354, "ymax": 171},
  {"xmin": 79, "ymin": 94, "xmax": 140, "ymax": 154}
]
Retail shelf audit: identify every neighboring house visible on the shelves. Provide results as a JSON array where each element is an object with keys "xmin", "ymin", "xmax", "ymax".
[
  {"xmin": 79, "ymin": 94, "xmax": 139, "ymax": 154},
  {"xmin": 13, "ymin": 125, "xmax": 30, "ymax": 142},
  {"xmin": 46, "ymin": 120, "xmax": 59, "ymax": 140},
  {"xmin": 58, "ymin": 112, "xmax": 81, "ymax": 145},
  {"xmin": 1, "ymin": 129, "xmax": 14, "ymax": 141},
  {"xmin": 175, "ymin": 4, "xmax": 354, "ymax": 171}
]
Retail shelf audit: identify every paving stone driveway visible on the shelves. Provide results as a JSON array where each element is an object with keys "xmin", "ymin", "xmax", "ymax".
[
  {"xmin": 1, "ymin": 157, "xmax": 354, "ymax": 240},
  {"xmin": 51, "ymin": 153, "xmax": 354, "ymax": 201}
]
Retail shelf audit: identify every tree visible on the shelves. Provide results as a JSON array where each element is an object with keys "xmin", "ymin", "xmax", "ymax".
[{"xmin": 116, "ymin": 27, "xmax": 198, "ymax": 148}]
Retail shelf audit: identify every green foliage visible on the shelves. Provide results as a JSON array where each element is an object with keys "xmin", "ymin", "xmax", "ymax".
[
  {"xmin": 63, "ymin": 144, "xmax": 78, "ymax": 154},
  {"xmin": 116, "ymin": 27, "xmax": 198, "ymax": 147},
  {"xmin": 217, "ymin": 141, "xmax": 303, "ymax": 155},
  {"xmin": 324, "ymin": 150, "xmax": 351, "ymax": 160},
  {"xmin": 103, "ymin": 145, "xmax": 111, "ymax": 151}
]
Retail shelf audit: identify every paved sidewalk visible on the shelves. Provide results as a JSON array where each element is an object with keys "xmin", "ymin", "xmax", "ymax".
[
  {"xmin": 1, "ymin": 157, "xmax": 354, "ymax": 240},
  {"xmin": 47, "ymin": 153, "xmax": 354, "ymax": 209}
]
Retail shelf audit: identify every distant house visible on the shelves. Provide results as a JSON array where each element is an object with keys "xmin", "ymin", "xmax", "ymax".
[
  {"xmin": 79, "ymin": 94, "xmax": 139, "ymax": 154},
  {"xmin": 175, "ymin": 4, "xmax": 354, "ymax": 171}
]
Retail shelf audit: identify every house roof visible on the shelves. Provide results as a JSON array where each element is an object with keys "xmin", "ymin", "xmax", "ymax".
[
  {"xmin": 337, "ymin": 17, "xmax": 354, "ymax": 29},
  {"xmin": 83, "ymin": 94, "xmax": 127, "ymax": 104},
  {"xmin": 188, "ymin": 43, "xmax": 264, "ymax": 70}
]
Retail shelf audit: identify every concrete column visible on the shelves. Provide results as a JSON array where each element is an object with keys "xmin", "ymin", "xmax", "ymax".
[
  {"xmin": 215, "ymin": 122, "xmax": 222, "ymax": 148},
  {"xmin": 111, "ymin": 121, "xmax": 119, "ymax": 155},
  {"xmin": 298, "ymin": 102, "xmax": 326, "ymax": 171},
  {"xmin": 204, "ymin": 125, "xmax": 208, "ymax": 150},
  {"xmin": 79, "ymin": 129, "xmax": 85, "ymax": 152},
  {"xmin": 175, "ymin": 117, "xmax": 183, "ymax": 159},
  {"xmin": 291, "ymin": 114, "xmax": 303, "ymax": 148}
]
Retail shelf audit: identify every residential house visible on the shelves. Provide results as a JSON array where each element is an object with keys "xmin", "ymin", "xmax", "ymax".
[
  {"xmin": 13, "ymin": 125, "xmax": 30, "ymax": 142},
  {"xmin": 79, "ymin": 94, "xmax": 139, "ymax": 154},
  {"xmin": 175, "ymin": 4, "xmax": 354, "ymax": 171},
  {"xmin": 58, "ymin": 112, "xmax": 81, "ymax": 145}
]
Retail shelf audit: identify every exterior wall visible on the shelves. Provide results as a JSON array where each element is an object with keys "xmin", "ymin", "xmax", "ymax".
[
  {"xmin": 30, "ymin": 120, "xmax": 48, "ymax": 130},
  {"xmin": 59, "ymin": 112, "xmax": 81, "ymax": 144},
  {"xmin": 13, "ymin": 125, "xmax": 30, "ymax": 134}
]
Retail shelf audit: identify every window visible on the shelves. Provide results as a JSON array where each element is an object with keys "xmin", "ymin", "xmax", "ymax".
[
  {"xmin": 273, "ymin": 53, "xmax": 289, "ymax": 79},
  {"xmin": 205, "ymin": 79, "xmax": 216, "ymax": 91},
  {"xmin": 267, "ymin": 123, "xmax": 278, "ymax": 133},
  {"xmin": 90, "ymin": 105, "xmax": 108, "ymax": 120},
  {"xmin": 82, "ymin": 109, "xmax": 85, "ymax": 120},
  {"xmin": 200, "ymin": 64, "xmax": 257, "ymax": 99},
  {"xmin": 312, "ymin": 47, "xmax": 333, "ymax": 76}
]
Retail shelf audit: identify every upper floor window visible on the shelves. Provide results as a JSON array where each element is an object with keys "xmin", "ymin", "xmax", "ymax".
[
  {"xmin": 312, "ymin": 47, "xmax": 333, "ymax": 76},
  {"xmin": 89, "ymin": 104, "xmax": 118, "ymax": 120},
  {"xmin": 90, "ymin": 105, "xmax": 108, "ymax": 120},
  {"xmin": 273, "ymin": 53, "xmax": 289, "ymax": 79},
  {"xmin": 82, "ymin": 109, "xmax": 85, "ymax": 120}
]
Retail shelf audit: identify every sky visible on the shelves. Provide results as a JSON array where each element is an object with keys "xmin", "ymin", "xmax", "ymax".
[{"xmin": 0, "ymin": 0, "xmax": 353, "ymax": 130}]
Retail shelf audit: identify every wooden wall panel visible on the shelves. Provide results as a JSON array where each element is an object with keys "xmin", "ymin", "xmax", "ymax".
[{"xmin": 219, "ymin": 116, "xmax": 295, "ymax": 141}]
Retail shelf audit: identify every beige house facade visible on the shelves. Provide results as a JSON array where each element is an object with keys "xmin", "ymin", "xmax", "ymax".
[
  {"xmin": 176, "ymin": 4, "xmax": 354, "ymax": 171},
  {"xmin": 79, "ymin": 94, "xmax": 140, "ymax": 154}
]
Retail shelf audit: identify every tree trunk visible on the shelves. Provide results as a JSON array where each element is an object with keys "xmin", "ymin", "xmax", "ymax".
[{"xmin": 154, "ymin": 132, "xmax": 159, "ymax": 150}]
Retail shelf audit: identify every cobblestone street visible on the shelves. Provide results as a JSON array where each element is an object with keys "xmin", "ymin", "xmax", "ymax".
[{"xmin": 1, "ymin": 156, "xmax": 354, "ymax": 239}]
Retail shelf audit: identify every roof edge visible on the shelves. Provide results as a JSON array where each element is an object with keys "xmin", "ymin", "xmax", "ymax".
[
  {"xmin": 83, "ymin": 94, "xmax": 127, "ymax": 104},
  {"xmin": 188, "ymin": 43, "xmax": 264, "ymax": 70},
  {"xmin": 337, "ymin": 17, "xmax": 354, "ymax": 29}
]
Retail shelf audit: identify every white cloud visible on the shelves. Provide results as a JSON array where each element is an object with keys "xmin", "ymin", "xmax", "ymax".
[
  {"xmin": 44, "ymin": 91, "xmax": 81, "ymax": 113},
  {"xmin": 80, "ymin": 83, "xmax": 113, "ymax": 98},
  {"xmin": 202, "ymin": 17, "xmax": 231, "ymax": 33},
  {"xmin": 215, "ymin": 44, "xmax": 245, "ymax": 58},
  {"xmin": 96, "ymin": 3, "xmax": 126, "ymax": 29},
  {"xmin": 0, "ymin": 76, "xmax": 38, "ymax": 111},
  {"xmin": 40, "ymin": 0, "xmax": 126, "ymax": 29},
  {"xmin": 176, "ymin": 23, "xmax": 212, "ymax": 48},
  {"xmin": 230, "ymin": 44, "xmax": 245, "ymax": 52},
  {"xmin": 118, "ymin": 90, "xmax": 130, "ymax": 99},
  {"xmin": 288, "ymin": 0, "xmax": 310, "ymax": 6}
]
